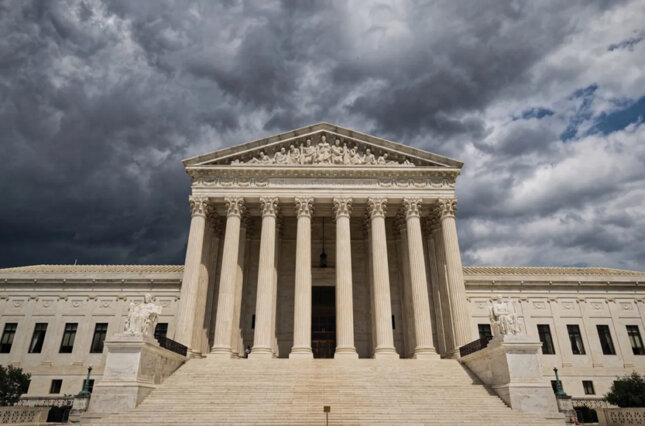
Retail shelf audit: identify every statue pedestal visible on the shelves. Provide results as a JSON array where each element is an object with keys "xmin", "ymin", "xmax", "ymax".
[
  {"xmin": 461, "ymin": 334, "xmax": 562, "ymax": 421},
  {"xmin": 82, "ymin": 334, "xmax": 185, "ymax": 422}
]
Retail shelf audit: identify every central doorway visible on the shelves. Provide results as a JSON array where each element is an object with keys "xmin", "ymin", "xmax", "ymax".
[{"xmin": 312, "ymin": 286, "xmax": 336, "ymax": 358}]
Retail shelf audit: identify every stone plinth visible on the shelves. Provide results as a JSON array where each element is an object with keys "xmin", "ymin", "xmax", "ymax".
[
  {"xmin": 460, "ymin": 334, "xmax": 562, "ymax": 420},
  {"xmin": 69, "ymin": 394, "xmax": 90, "ymax": 423},
  {"xmin": 83, "ymin": 334, "xmax": 185, "ymax": 421}
]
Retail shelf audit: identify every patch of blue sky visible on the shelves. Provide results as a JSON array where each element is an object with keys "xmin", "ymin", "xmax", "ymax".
[
  {"xmin": 560, "ymin": 84, "xmax": 598, "ymax": 141},
  {"xmin": 586, "ymin": 96, "xmax": 645, "ymax": 136},
  {"xmin": 512, "ymin": 107, "xmax": 554, "ymax": 121}
]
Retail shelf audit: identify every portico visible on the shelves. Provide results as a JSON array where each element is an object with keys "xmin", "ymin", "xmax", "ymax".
[{"xmin": 174, "ymin": 123, "xmax": 470, "ymax": 359}]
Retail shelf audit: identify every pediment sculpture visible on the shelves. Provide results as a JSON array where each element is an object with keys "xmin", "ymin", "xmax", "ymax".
[
  {"xmin": 489, "ymin": 298, "xmax": 522, "ymax": 336},
  {"xmin": 230, "ymin": 134, "xmax": 415, "ymax": 166},
  {"xmin": 123, "ymin": 293, "xmax": 162, "ymax": 338}
]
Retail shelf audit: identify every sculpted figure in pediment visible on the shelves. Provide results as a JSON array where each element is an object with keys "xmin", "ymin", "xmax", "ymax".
[
  {"xmin": 364, "ymin": 148, "xmax": 377, "ymax": 165},
  {"xmin": 316, "ymin": 134, "xmax": 332, "ymax": 164},
  {"xmin": 377, "ymin": 153, "xmax": 388, "ymax": 164},
  {"xmin": 301, "ymin": 139, "xmax": 315, "ymax": 164},
  {"xmin": 288, "ymin": 144, "xmax": 300, "ymax": 164},
  {"xmin": 342, "ymin": 143, "xmax": 352, "ymax": 164},
  {"xmin": 274, "ymin": 147, "xmax": 288, "ymax": 164},
  {"xmin": 331, "ymin": 138, "xmax": 345, "ymax": 165}
]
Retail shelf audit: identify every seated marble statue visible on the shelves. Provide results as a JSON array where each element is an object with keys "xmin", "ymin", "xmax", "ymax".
[
  {"xmin": 124, "ymin": 293, "xmax": 162, "ymax": 338},
  {"xmin": 489, "ymin": 298, "xmax": 521, "ymax": 336}
]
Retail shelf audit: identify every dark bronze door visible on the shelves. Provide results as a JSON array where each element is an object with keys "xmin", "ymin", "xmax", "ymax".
[{"xmin": 312, "ymin": 286, "xmax": 336, "ymax": 358}]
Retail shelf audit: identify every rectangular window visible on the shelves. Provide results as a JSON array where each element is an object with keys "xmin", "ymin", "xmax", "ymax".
[
  {"xmin": 583, "ymin": 380, "xmax": 595, "ymax": 395},
  {"xmin": 537, "ymin": 324, "xmax": 556, "ymax": 355},
  {"xmin": 627, "ymin": 325, "xmax": 645, "ymax": 355},
  {"xmin": 0, "ymin": 323, "xmax": 17, "ymax": 353},
  {"xmin": 87, "ymin": 379, "xmax": 95, "ymax": 393},
  {"xmin": 154, "ymin": 323, "xmax": 168, "ymax": 341},
  {"xmin": 21, "ymin": 380, "xmax": 30, "ymax": 394},
  {"xmin": 596, "ymin": 325, "xmax": 616, "ymax": 355},
  {"xmin": 90, "ymin": 323, "xmax": 108, "ymax": 353},
  {"xmin": 567, "ymin": 324, "xmax": 586, "ymax": 355},
  {"xmin": 50, "ymin": 379, "xmax": 62, "ymax": 394},
  {"xmin": 478, "ymin": 324, "xmax": 492, "ymax": 340},
  {"xmin": 28, "ymin": 323, "xmax": 48, "ymax": 354},
  {"xmin": 59, "ymin": 323, "xmax": 78, "ymax": 353}
]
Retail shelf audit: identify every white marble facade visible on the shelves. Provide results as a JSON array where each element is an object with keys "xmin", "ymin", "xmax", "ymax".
[{"xmin": 1, "ymin": 123, "xmax": 645, "ymax": 400}]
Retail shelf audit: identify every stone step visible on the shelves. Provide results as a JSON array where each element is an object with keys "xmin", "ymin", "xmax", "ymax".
[{"xmin": 85, "ymin": 358, "xmax": 563, "ymax": 425}]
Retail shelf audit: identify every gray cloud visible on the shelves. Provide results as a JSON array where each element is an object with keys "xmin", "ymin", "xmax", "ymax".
[{"xmin": 0, "ymin": 0, "xmax": 644, "ymax": 270}]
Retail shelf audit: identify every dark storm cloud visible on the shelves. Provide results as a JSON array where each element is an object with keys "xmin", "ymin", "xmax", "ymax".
[{"xmin": 0, "ymin": 0, "xmax": 644, "ymax": 269}]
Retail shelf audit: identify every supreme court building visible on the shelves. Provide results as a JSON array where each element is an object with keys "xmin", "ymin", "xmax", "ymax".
[{"xmin": 1, "ymin": 123, "xmax": 644, "ymax": 424}]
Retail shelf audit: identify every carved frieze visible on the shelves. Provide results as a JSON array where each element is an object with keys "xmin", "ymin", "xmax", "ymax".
[{"xmin": 229, "ymin": 133, "xmax": 416, "ymax": 167}]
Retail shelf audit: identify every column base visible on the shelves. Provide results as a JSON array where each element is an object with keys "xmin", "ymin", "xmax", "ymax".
[
  {"xmin": 209, "ymin": 346, "xmax": 234, "ymax": 359},
  {"xmin": 374, "ymin": 347, "xmax": 399, "ymax": 359},
  {"xmin": 334, "ymin": 346, "xmax": 358, "ymax": 359},
  {"xmin": 413, "ymin": 347, "xmax": 438, "ymax": 359},
  {"xmin": 289, "ymin": 347, "xmax": 313, "ymax": 359},
  {"xmin": 248, "ymin": 346, "xmax": 273, "ymax": 359}
]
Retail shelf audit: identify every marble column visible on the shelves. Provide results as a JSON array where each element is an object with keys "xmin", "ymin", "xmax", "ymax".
[
  {"xmin": 367, "ymin": 198, "xmax": 398, "ymax": 359},
  {"xmin": 423, "ymin": 217, "xmax": 447, "ymax": 356},
  {"xmin": 290, "ymin": 198, "xmax": 314, "ymax": 358},
  {"xmin": 230, "ymin": 217, "xmax": 247, "ymax": 357},
  {"xmin": 250, "ymin": 197, "xmax": 279, "ymax": 359},
  {"xmin": 396, "ymin": 213, "xmax": 415, "ymax": 358},
  {"xmin": 403, "ymin": 198, "xmax": 437, "ymax": 358},
  {"xmin": 435, "ymin": 198, "xmax": 470, "ymax": 355},
  {"xmin": 211, "ymin": 197, "xmax": 245, "ymax": 358},
  {"xmin": 333, "ymin": 198, "xmax": 358, "ymax": 358},
  {"xmin": 175, "ymin": 196, "xmax": 211, "ymax": 352}
]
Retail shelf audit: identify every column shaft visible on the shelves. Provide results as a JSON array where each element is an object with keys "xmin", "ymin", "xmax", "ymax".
[
  {"xmin": 230, "ymin": 222, "xmax": 247, "ymax": 357},
  {"xmin": 211, "ymin": 198, "xmax": 245, "ymax": 357},
  {"xmin": 397, "ymin": 219, "xmax": 415, "ymax": 358},
  {"xmin": 250, "ymin": 198, "xmax": 279, "ymax": 359},
  {"xmin": 333, "ymin": 198, "xmax": 358, "ymax": 358},
  {"xmin": 291, "ymin": 198, "xmax": 314, "ymax": 358},
  {"xmin": 368, "ymin": 198, "xmax": 398, "ymax": 359},
  {"xmin": 191, "ymin": 215, "xmax": 218, "ymax": 356},
  {"xmin": 175, "ymin": 196, "xmax": 210, "ymax": 352},
  {"xmin": 424, "ymin": 218, "xmax": 446, "ymax": 356},
  {"xmin": 437, "ymin": 199, "xmax": 471, "ymax": 355},
  {"xmin": 404, "ymin": 199, "xmax": 436, "ymax": 358}
]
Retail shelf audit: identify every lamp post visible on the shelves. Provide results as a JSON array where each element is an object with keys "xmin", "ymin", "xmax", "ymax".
[
  {"xmin": 78, "ymin": 365, "xmax": 93, "ymax": 397},
  {"xmin": 553, "ymin": 366, "xmax": 567, "ymax": 397}
]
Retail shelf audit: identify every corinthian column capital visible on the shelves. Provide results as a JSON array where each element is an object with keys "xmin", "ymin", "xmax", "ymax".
[
  {"xmin": 224, "ymin": 197, "xmax": 245, "ymax": 218},
  {"xmin": 435, "ymin": 198, "xmax": 457, "ymax": 219},
  {"xmin": 333, "ymin": 198, "xmax": 352, "ymax": 218},
  {"xmin": 367, "ymin": 198, "xmax": 387, "ymax": 218},
  {"xmin": 260, "ymin": 197, "xmax": 279, "ymax": 217},
  {"xmin": 294, "ymin": 197, "xmax": 314, "ymax": 218},
  {"xmin": 403, "ymin": 198, "xmax": 422, "ymax": 219},
  {"xmin": 189, "ymin": 196, "xmax": 211, "ymax": 217}
]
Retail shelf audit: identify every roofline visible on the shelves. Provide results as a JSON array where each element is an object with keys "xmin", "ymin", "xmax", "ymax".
[{"xmin": 182, "ymin": 122, "xmax": 464, "ymax": 169}]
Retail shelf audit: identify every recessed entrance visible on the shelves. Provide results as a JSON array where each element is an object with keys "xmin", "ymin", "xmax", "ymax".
[{"xmin": 312, "ymin": 286, "xmax": 336, "ymax": 358}]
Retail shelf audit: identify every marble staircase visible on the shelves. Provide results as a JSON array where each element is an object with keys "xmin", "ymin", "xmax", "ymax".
[{"xmin": 87, "ymin": 357, "xmax": 563, "ymax": 425}]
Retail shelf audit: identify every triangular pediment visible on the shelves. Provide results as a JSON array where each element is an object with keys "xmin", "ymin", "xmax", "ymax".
[{"xmin": 183, "ymin": 123, "xmax": 462, "ymax": 169}]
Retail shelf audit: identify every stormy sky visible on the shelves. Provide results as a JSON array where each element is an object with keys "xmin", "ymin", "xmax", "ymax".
[{"xmin": 1, "ymin": 0, "xmax": 644, "ymax": 270}]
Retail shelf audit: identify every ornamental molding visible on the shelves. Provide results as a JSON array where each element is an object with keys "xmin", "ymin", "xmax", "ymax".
[
  {"xmin": 333, "ymin": 198, "xmax": 352, "ymax": 218},
  {"xmin": 403, "ymin": 198, "xmax": 422, "ymax": 219},
  {"xmin": 367, "ymin": 198, "xmax": 387, "ymax": 218},
  {"xmin": 294, "ymin": 198, "xmax": 314, "ymax": 218},
  {"xmin": 260, "ymin": 197, "xmax": 279, "ymax": 217},
  {"xmin": 435, "ymin": 198, "xmax": 458, "ymax": 219},
  {"xmin": 224, "ymin": 197, "xmax": 245, "ymax": 218},
  {"xmin": 189, "ymin": 196, "xmax": 211, "ymax": 217}
]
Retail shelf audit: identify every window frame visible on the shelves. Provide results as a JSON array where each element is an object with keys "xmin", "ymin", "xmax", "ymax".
[
  {"xmin": 59, "ymin": 323, "xmax": 78, "ymax": 354},
  {"xmin": 28, "ymin": 323, "xmax": 48, "ymax": 354},
  {"xmin": 626, "ymin": 325, "xmax": 645, "ymax": 355},
  {"xmin": 49, "ymin": 379, "xmax": 62, "ymax": 394},
  {"xmin": 89, "ymin": 323, "xmax": 108, "ymax": 353},
  {"xmin": 583, "ymin": 380, "xmax": 595, "ymax": 395},
  {"xmin": 596, "ymin": 324, "xmax": 616, "ymax": 355},
  {"xmin": 0, "ymin": 323, "xmax": 18, "ymax": 353},
  {"xmin": 537, "ymin": 324, "xmax": 556, "ymax": 355},
  {"xmin": 567, "ymin": 324, "xmax": 586, "ymax": 355}
]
